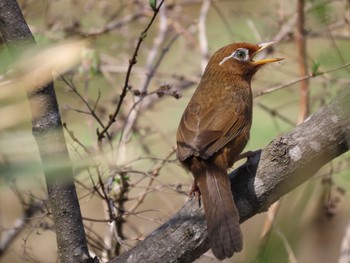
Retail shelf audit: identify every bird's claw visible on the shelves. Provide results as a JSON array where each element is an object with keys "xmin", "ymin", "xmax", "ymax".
[{"xmin": 189, "ymin": 181, "xmax": 202, "ymax": 207}]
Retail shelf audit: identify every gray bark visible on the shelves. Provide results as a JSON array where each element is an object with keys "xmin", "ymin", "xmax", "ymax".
[
  {"xmin": 0, "ymin": 1, "xmax": 94, "ymax": 262},
  {"xmin": 110, "ymin": 87, "xmax": 350, "ymax": 263}
]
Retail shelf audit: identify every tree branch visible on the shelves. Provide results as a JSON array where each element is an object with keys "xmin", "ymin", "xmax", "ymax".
[
  {"xmin": 296, "ymin": 0, "xmax": 309, "ymax": 122},
  {"xmin": 0, "ymin": 1, "xmax": 94, "ymax": 262},
  {"xmin": 0, "ymin": 201, "xmax": 43, "ymax": 256},
  {"xmin": 109, "ymin": 87, "xmax": 350, "ymax": 263}
]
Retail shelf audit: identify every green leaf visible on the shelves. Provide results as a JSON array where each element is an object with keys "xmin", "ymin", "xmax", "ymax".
[
  {"xmin": 310, "ymin": 0, "xmax": 332, "ymax": 24},
  {"xmin": 150, "ymin": 0, "xmax": 157, "ymax": 11},
  {"xmin": 141, "ymin": 31, "xmax": 147, "ymax": 39},
  {"xmin": 311, "ymin": 61, "xmax": 321, "ymax": 76}
]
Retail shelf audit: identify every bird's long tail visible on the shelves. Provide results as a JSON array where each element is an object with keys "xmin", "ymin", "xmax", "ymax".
[{"xmin": 194, "ymin": 160, "xmax": 242, "ymax": 260}]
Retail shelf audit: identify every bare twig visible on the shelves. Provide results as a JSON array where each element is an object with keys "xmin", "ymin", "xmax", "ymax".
[
  {"xmin": 97, "ymin": 0, "xmax": 165, "ymax": 142},
  {"xmin": 0, "ymin": 201, "xmax": 43, "ymax": 256},
  {"xmin": 255, "ymin": 62, "xmax": 350, "ymax": 97},
  {"xmin": 272, "ymin": 2, "xmax": 312, "ymax": 43},
  {"xmin": 296, "ymin": 0, "xmax": 309, "ymax": 123},
  {"xmin": 117, "ymin": 3, "xmax": 168, "ymax": 164},
  {"xmin": 128, "ymin": 149, "xmax": 176, "ymax": 215},
  {"xmin": 117, "ymin": 33, "xmax": 181, "ymax": 151},
  {"xmin": 83, "ymin": 10, "xmax": 148, "ymax": 37},
  {"xmin": 256, "ymin": 102, "xmax": 296, "ymax": 127},
  {"xmin": 62, "ymin": 76, "xmax": 112, "ymax": 142}
]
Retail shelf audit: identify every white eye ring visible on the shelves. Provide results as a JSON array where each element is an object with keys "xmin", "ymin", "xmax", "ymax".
[
  {"xmin": 233, "ymin": 48, "xmax": 249, "ymax": 61},
  {"xmin": 219, "ymin": 48, "xmax": 250, "ymax": 65}
]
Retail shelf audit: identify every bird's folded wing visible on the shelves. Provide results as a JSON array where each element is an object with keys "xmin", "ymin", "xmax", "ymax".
[{"xmin": 176, "ymin": 99, "xmax": 246, "ymax": 161}]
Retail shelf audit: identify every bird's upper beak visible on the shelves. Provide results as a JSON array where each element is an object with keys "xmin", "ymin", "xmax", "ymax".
[{"xmin": 252, "ymin": 41, "xmax": 284, "ymax": 66}]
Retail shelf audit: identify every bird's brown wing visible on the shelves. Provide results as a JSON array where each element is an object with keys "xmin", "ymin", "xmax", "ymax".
[{"xmin": 176, "ymin": 92, "xmax": 248, "ymax": 161}]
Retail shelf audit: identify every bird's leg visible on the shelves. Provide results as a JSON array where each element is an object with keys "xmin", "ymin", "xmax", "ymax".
[{"xmin": 189, "ymin": 180, "xmax": 202, "ymax": 207}]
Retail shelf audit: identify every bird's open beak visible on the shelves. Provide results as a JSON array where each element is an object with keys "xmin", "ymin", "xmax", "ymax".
[{"xmin": 252, "ymin": 41, "xmax": 284, "ymax": 66}]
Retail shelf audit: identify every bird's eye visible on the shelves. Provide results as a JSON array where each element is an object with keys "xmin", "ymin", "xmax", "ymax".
[
  {"xmin": 218, "ymin": 48, "xmax": 250, "ymax": 66},
  {"xmin": 233, "ymin": 48, "xmax": 249, "ymax": 61}
]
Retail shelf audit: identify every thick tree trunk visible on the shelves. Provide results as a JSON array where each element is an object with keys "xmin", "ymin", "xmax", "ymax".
[
  {"xmin": 0, "ymin": 1, "xmax": 94, "ymax": 262},
  {"xmin": 110, "ymin": 87, "xmax": 350, "ymax": 263}
]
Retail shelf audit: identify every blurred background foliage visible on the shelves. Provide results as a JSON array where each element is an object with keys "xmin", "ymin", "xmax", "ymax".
[{"xmin": 1, "ymin": 0, "xmax": 350, "ymax": 262}]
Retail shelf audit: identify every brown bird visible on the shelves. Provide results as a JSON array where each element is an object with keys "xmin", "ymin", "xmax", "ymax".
[{"xmin": 176, "ymin": 42, "xmax": 283, "ymax": 260}]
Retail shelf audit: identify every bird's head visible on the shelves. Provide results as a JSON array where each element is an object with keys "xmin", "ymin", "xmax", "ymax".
[{"xmin": 206, "ymin": 42, "xmax": 283, "ymax": 81}]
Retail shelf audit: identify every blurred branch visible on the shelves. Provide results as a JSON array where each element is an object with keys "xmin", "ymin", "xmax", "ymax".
[
  {"xmin": 316, "ymin": 3, "xmax": 350, "ymax": 76},
  {"xmin": 276, "ymin": 229, "xmax": 298, "ymax": 263},
  {"xmin": 0, "ymin": 201, "xmax": 43, "ymax": 256},
  {"xmin": 338, "ymin": 222, "xmax": 350, "ymax": 263},
  {"xmin": 256, "ymin": 102, "xmax": 295, "ymax": 127},
  {"xmin": 272, "ymin": 3, "xmax": 309, "ymax": 43},
  {"xmin": 198, "ymin": 0, "xmax": 210, "ymax": 73},
  {"xmin": 211, "ymin": 1, "xmax": 235, "ymax": 37},
  {"xmin": 83, "ymin": 10, "xmax": 148, "ymax": 37},
  {"xmin": 127, "ymin": 149, "xmax": 176, "ymax": 215},
  {"xmin": 0, "ymin": 1, "xmax": 94, "ymax": 263},
  {"xmin": 255, "ymin": 62, "xmax": 350, "ymax": 97},
  {"xmin": 109, "ymin": 87, "xmax": 350, "ymax": 262},
  {"xmin": 296, "ymin": 0, "xmax": 309, "ymax": 123},
  {"xmin": 140, "ymin": 5, "xmax": 169, "ymax": 95},
  {"xmin": 260, "ymin": 0, "xmax": 311, "ymax": 244}
]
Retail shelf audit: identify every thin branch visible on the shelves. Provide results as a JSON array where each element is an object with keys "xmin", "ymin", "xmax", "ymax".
[
  {"xmin": 296, "ymin": 0, "xmax": 309, "ymax": 122},
  {"xmin": 256, "ymin": 102, "xmax": 296, "ymax": 127},
  {"xmin": 117, "ymin": 3, "xmax": 168, "ymax": 164},
  {"xmin": 61, "ymin": 76, "xmax": 112, "ymax": 142},
  {"xmin": 272, "ymin": 2, "xmax": 312, "ymax": 43},
  {"xmin": 82, "ymin": 10, "xmax": 148, "ymax": 37},
  {"xmin": 255, "ymin": 62, "xmax": 350, "ymax": 97},
  {"xmin": 0, "ymin": 201, "xmax": 43, "ymax": 256},
  {"xmin": 127, "ymin": 149, "xmax": 176, "ymax": 215},
  {"xmin": 97, "ymin": 0, "xmax": 165, "ymax": 141},
  {"xmin": 117, "ymin": 33, "xmax": 181, "ymax": 153}
]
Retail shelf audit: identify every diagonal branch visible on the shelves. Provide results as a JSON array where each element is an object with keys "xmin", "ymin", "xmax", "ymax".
[
  {"xmin": 0, "ymin": 201, "xmax": 43, "ymax": 256},
  {"xmin": 109, "ymin": 87, "xmax": 350, "ymax": 263}
]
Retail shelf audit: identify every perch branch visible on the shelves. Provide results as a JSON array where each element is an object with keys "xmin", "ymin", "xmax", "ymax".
[{"xmin": 110, "ymin": 87, "xmax": 350, "ymax": 263}]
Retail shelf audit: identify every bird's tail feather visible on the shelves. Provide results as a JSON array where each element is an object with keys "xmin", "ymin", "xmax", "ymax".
[{"xmin": 195, "ymin": 161, "xmax": 242, "ymax": 260}]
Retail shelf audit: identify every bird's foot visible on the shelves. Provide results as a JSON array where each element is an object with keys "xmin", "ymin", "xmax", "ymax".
[{"xmin": 189, "ymin": 181, "xmax": 202, "ymax": 207}]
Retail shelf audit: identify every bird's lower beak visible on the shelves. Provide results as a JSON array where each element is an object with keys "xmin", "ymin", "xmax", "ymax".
[{"xmin": 252, "ymin": 41, "xmax": 284, "ymax": 66}]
